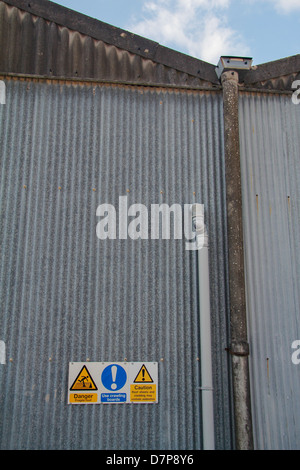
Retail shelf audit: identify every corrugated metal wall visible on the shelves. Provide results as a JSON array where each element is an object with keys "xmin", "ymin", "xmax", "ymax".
[
  {"xmin": 0, "ymin": 78, "xmax": 233, "ymax": 450},
  {"xmin": 239, "ymin": 92, "xmax": 300, "ymax": 450}
]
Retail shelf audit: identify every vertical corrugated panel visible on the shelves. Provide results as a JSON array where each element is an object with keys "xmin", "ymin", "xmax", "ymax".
[
  {"xmin": 239, "ymin": 92, "xmax": 300, "ymax": 450},
  {"xmin": 0, "ymin": 78, "xmax": 232, "ymax": 450}
]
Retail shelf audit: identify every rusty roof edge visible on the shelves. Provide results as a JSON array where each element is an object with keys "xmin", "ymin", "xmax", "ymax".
[
  {"xmin": 0, "ymin": 71, "xmax": 223, "ymax": 92},
  {"xmin": 153, "ymin": 44, "xmax": 219, "ymax": 84},
  {"xmin": 1, "ymin": 0, "xmax": 219, "ymax": 84},
  {"xmin": 243, "ymin": 54, "xmax": 300, "ymax": 85}
]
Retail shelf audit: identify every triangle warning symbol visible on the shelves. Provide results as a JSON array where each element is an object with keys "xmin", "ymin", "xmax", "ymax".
[
  {"xmin": 134, "ymin": 364, "xmax": 153, "ymax": 383},
  {"xmin": 70, "ymin": 365, "xmax": 98, "ymax": 391}
]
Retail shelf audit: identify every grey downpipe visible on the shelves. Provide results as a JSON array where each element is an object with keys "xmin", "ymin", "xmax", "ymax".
[
  {"xmin": 221, "ymin": 70, "xmax": 254, "ymax": 450},
  {"xmin": 192, "ymin": 204, "xmax": 215, "ymax": 450}
]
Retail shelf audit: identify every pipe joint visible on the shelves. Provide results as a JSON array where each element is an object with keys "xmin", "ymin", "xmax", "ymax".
[{"xmin": 226, "ymin": 341, "xmax": 250, "ymax": 357}]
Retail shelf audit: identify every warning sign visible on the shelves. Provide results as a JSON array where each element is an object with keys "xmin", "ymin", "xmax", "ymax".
[
  {"xmin": 68, "ymin": 362, "xmax": 158, "ymax": 404},
  {"xmin": 130, "ymin": 384, "xmax": 157, "ymax": 402},
  {"xmin": 130, "ymin": 362, "xmax": 158, "ymax": 403},
  {"xmin": 70, "ymin": 365, "xmax": 98, "ymax": 391},
  {"xmin": 69, "ymin": 393, "xmax": 98, "ymax": 403},
  {"xmin": 134, "ymin": 364, "xmax": 153, "ymax": 383}
]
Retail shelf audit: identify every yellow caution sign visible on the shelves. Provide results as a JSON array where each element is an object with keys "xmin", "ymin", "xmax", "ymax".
[
  {"xmin": 134, "ymin": 364, "xmax": 153, "ymax": 383},
  {"xmin": 70, "ymin": 365, "xmax": 98, "ymax": 391},
  {"xmin": 130, "ymin": 384, "xmax": 157, "ymax": 402}
]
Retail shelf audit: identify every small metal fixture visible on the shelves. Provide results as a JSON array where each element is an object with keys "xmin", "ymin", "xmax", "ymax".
[{"xmin": 215, "ymin": 56, "xmax": 253, "ymax": 79}]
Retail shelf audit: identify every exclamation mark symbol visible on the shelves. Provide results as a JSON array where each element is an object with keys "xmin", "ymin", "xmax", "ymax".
[
  {"xmin": 142, "ymin": 367, "xmax": 145, "ymax": 381},
  {"xmin": 111, "ymin": 365, "xmax": 117, "ymax": 390}
]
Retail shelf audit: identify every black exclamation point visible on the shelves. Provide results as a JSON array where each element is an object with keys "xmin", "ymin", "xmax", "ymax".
[{"xmin": 142, "ymin": 368, "xmax": 145, "ymax": 381}]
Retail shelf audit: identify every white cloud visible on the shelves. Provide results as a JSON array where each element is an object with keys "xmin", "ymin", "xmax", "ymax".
[
  {"xmin": 268, "ymin": 0, "xmax": 300, "ymax": 13},
  {"xmin": 195, "ymin": 15, "xmax": 249, "ymax": 63},
  {"xmin": 249, "ymin": 0, "xmax": 300, "ymax": 13},
  {"xmin": 127, "ymin": 0, "xmax": 250, "ymax": 64}
]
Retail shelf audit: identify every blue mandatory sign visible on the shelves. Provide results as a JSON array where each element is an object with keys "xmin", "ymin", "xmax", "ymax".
[{"xmin": 101, "ymin": 364, "xmax": 127, "ymax": 391}]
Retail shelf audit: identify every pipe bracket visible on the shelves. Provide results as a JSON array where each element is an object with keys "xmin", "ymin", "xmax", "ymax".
[{"xmin": 225, "ymin": 341, "xmax": 250, "ymax": 357}]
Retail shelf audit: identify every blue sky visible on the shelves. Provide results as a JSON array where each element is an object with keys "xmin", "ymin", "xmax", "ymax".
[{"xmin": 53, "ymin": 0, "xmax": 300, "ymax": 65}]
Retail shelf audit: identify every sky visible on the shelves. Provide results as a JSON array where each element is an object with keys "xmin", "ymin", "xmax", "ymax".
[{"xmin": 52, "ymin": 0, "xmax": 300, "ymax": 65}]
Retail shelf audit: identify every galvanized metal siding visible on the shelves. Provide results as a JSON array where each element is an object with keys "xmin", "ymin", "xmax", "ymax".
[
  {"xmin": 239, "ymin": 92, "xmax": 300, "ymax": 449},
  {"xmin": 0, "ymin": 79, "xmax": 232, "ymax": 450}
]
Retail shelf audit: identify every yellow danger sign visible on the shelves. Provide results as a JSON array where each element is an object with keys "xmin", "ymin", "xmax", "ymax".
[
  {"xmin": 134, "ymin": 364, "xmax": 153, "ymax": 383},
  {"xmin": 70, "ymin": 393, "xmax": 98, "ymax": 403},
  {"xmin": 70, "ymin": 365, "xmax": 98, "ymax": 391}
]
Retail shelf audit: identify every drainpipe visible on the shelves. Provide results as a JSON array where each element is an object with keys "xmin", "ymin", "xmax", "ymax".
[
  {"xmin": 221, "ymin": 70, "xmax": 254, "ymax": 450},
  {"xmin": 192, "ymin": 204, "xmax": 215, "ymax": 450}
]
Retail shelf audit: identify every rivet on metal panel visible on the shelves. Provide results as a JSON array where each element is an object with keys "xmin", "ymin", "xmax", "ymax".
[
  {"xmin": 193, "ymin": 192, "xmax": 196, "ymax": 196},
  {"xmin": 124, "ymin": 358, "xmax": 127, "ymax": 361},
  {"xmin": 9, "ymin": 358, "xmax": 13, "ymax": 362},
  {"xmin": 23, "ymin": 185, "xmax": 27, "ymax": 189},
  {"xmin": 49, "ymin": 357, "xmax": 52, "ymax": 362},
  {"xmin": 120, "ymin": 33, "xmax": 127, "ymax": 38},
  {"xmin": 126, "ymin": 189, "xmax": 130, "ymax": 193},
  {"xmin": 160, "ymin": 101, "xmax": 163, "ymax": 105},
  {"xmin": 160, "ymin": 358, "xmax": 164, "ymax": 362},
  {"xmin": 86, "ymin": 358, "xmax": 90, "ymax": 362},
  {"xmin": 160, "ymin": 191, "xmax": 163, "ymax": 194},
  {"xmin": 58, "ymin": 187, "xmax": 62, "ymax": 191},
  {"xmin": 92, "ymin": 188, "xmax": 96, "ymax": 192},
  {"xmin": 144, "ymin": 49, "xmax": 149, "ymax": 53}
]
